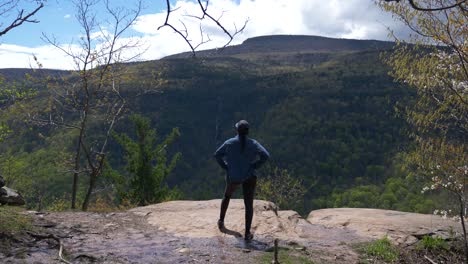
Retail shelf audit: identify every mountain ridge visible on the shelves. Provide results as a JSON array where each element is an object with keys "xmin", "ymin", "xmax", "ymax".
[
  {"xmin": 0, "ymin": 35, "xmax": 395, "ymax": 73},
  {"xmin": 164, "ymin": 34, "xmax": 396, "ymax": 59}
]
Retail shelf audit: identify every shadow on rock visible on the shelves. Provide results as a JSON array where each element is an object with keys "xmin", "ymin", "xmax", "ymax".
[
  {"xmin": 236, "ymin": 239, "xmax": 270, "ymax": 251},
  {"xmin": 219, "ymin": 226, "xmax": 242, "ymax": 238}
]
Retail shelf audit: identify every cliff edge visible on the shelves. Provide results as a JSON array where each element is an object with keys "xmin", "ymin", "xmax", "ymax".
[{"xmin": 0, "ymin": 200, "xmax": 462, "ymax": 263}]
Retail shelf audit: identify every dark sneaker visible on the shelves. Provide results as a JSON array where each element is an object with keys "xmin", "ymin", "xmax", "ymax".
[
  {"xmin": 244, "ymin": 232, "xmax": 254, "ymax": 241},
  {"xmin": 217, "ymin": 219, "xmax": 225, "ymax": 230}
]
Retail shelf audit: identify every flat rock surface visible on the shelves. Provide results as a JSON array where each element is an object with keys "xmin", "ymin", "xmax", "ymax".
[
  {"xmin": 131, "ymin": 199, "xmax": 364, "ymax": 243},
  {"xmin": 2, "ymin": 202, "xmax": 462, "ymax": 263},
  {"xmin": 1, "ymin": 200, "xmax": 363, "ymax": 263},
  {"xmin": 308, "ymin": 208, "xmax": 462, "ymax": 245},
  {"xmin": 130, "ymin": 199, "xmax": 364, "ymax": 262}
]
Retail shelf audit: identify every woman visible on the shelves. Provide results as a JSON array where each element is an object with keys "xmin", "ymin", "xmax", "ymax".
[{"xmin": 214, "ymin": 120, "xmax": 270, "ymax": 240}]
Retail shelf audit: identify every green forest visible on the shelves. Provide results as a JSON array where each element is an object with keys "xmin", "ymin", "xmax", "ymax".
[{"xmin": 0, "ymin": 35, "xmax": 455, "ymax": 215}]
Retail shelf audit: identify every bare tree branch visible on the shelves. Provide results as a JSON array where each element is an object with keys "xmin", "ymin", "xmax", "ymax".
[
  {"xmin": 0, "ymin": 1, "xmax": 44, "ymax": 37},
  {"xmin": 158, "ymin": 0, "xmax": 248, "ymax": 56},
  {"xmin": 384, "ymin": 0, "xmax": 468, "ymax": 11},
  {"xmin": 35, "ymin": 0, "xmax": 145, "ymax": 210}
]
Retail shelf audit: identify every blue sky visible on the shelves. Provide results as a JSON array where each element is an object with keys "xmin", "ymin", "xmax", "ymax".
[
  {"xmin": 1, "ymin": 0, "xmax": 163, "ymax": 46},
  {"xmin": 0, "ymin": 0, "xmax": 409, "ymax": 69}
]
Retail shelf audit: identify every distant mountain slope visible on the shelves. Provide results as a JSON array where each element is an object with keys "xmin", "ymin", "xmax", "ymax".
[
  {"xmin": 0, "ymin": 35, "xmax": 427, "ymax": 214},
  {"xmin": 164, "ymin": 35, "xmax": 395, "ymax": 59}
]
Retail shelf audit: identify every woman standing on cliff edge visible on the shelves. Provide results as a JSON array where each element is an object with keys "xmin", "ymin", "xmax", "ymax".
[{"xmin": 214, "ymin": 120, "xmax": 270, "ymax": 241}]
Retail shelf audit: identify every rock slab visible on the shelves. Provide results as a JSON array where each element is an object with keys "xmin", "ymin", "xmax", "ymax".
[
  {"xmin": 308, "ymin": 208, "xmax": 462, "ymax": 245},
  {"xmin": 130, "ymin": 199, "xmax": 365, "ymax": 263},
  {"xmin": 0, "ymin": 186, "xmax": 26, "ymax": 206}
]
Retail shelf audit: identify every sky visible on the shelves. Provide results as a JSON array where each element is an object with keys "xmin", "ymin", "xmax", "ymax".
[{"xmin": 0, "ymin": 0, "xmax": 410, "ymax": 70}]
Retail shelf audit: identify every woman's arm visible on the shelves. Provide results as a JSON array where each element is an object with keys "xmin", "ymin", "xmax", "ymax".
[
  {"xmin": 252, "ymin": 141, "xmax": 270, "ymax": 169},
  {"xmin": 214, "ymin": 143, "xmax": 228, "ymax": 170}
]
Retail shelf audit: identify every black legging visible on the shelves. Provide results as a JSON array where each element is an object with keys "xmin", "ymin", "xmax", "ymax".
[{"xmin": 219, "ymin": 176, "xmax": 257, "ymax": 234}]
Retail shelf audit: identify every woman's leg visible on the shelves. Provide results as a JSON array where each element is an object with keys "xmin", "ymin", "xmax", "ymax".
[
  {"xmin": 242, "ymin": 176, "xmax": 257, "ymax": 238},
  {"xmin": 219, "ymin": 182, "xmax": 238, "ymax": 226}
]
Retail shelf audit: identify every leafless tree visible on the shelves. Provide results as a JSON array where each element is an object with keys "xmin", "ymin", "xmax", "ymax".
[
  {"xmin": 0, "ymin": 0, "xmax": 45, "ymax": 37},
  {"xmin": 158, "ymin": 0, "xmax": 248, "ymax": 56},
  {"xmin": 31, "ymin": 0, "xmax": 144, "ymax": 210}
]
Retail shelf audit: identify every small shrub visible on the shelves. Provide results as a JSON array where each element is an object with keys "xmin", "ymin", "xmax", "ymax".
[
  {"xmin": 88, "ymin": 197, "xmax": 119, "ymax": 213},
  {"xmin": 256, "ymin": 165, "xmax": 306, "ymax": 211},
  {"xmin": 46, "ymin": 197, "xmax": 71, "ymax": 212},
  {"xmin": 417, "ymin": 235, "xmax": 449, "ymax": 251},
  {"xmin": 118, "ymin": 197, "xmax": 139, "ymax": 210},
  {"xmin": 0, "ymin": 206, "xmax": 33, "ymax": 233},
  {"xmin": 363, "ymin": 237, "xmax": 399, "ymax": 262}
]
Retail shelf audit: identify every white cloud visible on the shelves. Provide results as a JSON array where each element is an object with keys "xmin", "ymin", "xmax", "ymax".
[
  {"xmin": 90, "ymin": 29, "xmax": 112, "ymax": 40},
  {"xmin": 0, "ymin": 44, "xmax": 76, "ymax": 69},
  {"xmin": 64, "ymin": 14, "xmax": 71, "ymax": 19},
  {"xmin": 0, "ymin": 0, "xmax": 411, "ymax": 69}
]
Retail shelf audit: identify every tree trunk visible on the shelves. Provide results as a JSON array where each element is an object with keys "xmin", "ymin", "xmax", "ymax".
[
  {"xmin": 81, "ymin": 170, "xmax": 97, "ymax": 211},
  {"xmin": 71, "ymin": 127, "xmax": 84, "ymax": 209},
  {"xmin": 459, "ymin": 196, "xmax": 468, "ymax": 264}
]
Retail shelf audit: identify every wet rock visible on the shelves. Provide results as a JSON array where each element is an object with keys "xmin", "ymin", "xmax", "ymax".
[{"xmin": 0, "ymin": 187, "xmax": 26, "ymax": 206}]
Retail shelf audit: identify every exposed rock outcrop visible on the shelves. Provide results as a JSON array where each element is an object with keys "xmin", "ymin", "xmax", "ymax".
[
  {"xmin": 0, "ymin": 186, "xmax": 26, "ymax": 206},
  {"xmin": 0, "ymin": 174, "xmax": 26, "ymax": 206},
  {"xmin": 131, "ymin": 200, "xmax": 363, "ymax": 243},
  {"xmin": 131, "ymin": 199, "xmax": 365, "ymax": 263},
  {"xmin": 308, "ymin": 208, "xmax": 461, "ymax": 245},
  {"xmin": 1, "ymin": 200, "xmax": 463, "ymax": 263}
]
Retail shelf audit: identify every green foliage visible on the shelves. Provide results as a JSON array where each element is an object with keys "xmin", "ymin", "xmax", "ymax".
[
  {"xmin": 256, "ymin": 165, "xmax": 306, "ymax": 211},
  {"xmin": 417, "ymin": 236, "xmax": 449, "ymax": 251},
  {"xmin": 0, "ymin": 206, "xmax": 33, "ymax": 233},
  {"xmin": 0, "ymin": 72, "xmax": 41, "ymax": 144},
  {"xmin": 379, "ymin": 0, "xmax": 467, "ymax": 217},
  {"xmin": 333, "ymin": 185, "xmax": 381, "ymax": 208},
  {"xmin": 0, "ymin": 133, "xmax": 73, "ymax": 210},
  {"xmin": 0, "ymin": 123, "xmax": 12, "ymax": 142},
  {"xmin": 0, "ymin": 41, "xmax": 431, "ymax": 213},
  {"xmin": 332, "ymin": 154, "xmax": 436, "ymax": 213},
  {"xmin": 359, "ymin": 237, "xmax": 399, "ymax": 263},
  {"xmin": 114, "ymin": 114, "xmax": 182, "ymax": 205},
  {"xmin": 379, "ymin": 176, "xmax": 434, "ymax": 213},
  {"xmin": 46, "ymin": 196, "xmax": 74, "ymax": 212},
  {"xmin": 131, "ymin": 51, "xmax": 415, "ymax": 212}
]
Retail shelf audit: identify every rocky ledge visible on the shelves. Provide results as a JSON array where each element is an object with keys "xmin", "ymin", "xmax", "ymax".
[
  {"xmin": 308, "ymin": 208, "xmax": 461, "ymax": 245},
  {"xmin": 0, "ymin": 199, "xmax": 463, "ymax": 263}
]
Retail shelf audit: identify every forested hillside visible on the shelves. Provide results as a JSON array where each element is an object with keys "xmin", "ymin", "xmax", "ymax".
[{"xmin": 0, "ymin": 35, "xmax": 435, "ymax": 214}]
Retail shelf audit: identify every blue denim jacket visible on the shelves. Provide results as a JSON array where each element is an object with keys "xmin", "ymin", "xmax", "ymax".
[{"xmin": 214, "ymin": 136, "xmax": 270, "ymax": 183}]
